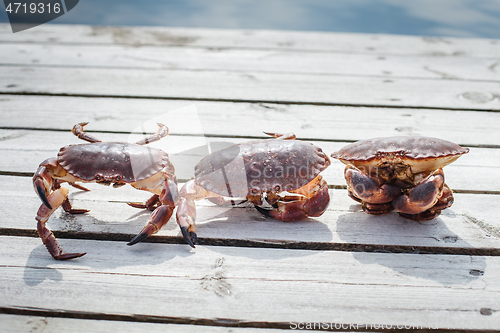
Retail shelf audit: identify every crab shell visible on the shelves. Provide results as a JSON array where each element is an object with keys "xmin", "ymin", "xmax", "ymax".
[
  {"xmin": 194, "ymin": 139, "xmax": 330, "ymax": 198},
  {"xmin": 58, "ymin": 142, "xmax": 174, "ymax": 183},
  {"xmin": 331, "ymin": 136, "xmax": 469, "ymax": 174}
]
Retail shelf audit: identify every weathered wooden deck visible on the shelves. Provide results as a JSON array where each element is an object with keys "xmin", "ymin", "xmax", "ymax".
[{"xmin": 1, "ymin": 23, "xmax": 500, "ymax": 332}]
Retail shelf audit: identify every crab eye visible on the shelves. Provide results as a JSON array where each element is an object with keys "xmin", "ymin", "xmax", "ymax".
[
  {"xmin": 95, "ymin": 174, "xmax": 101, "ymax": 180},
  {"xmin": 274, "ymin": 184, "xmax": 281, "ymax": 191},
  {"xmin": 251, "ymin": 188, "xmax": 260, "ymax": 195},
  {"xmin": 115, "ymin": 175, "xmax": 121, "ymax": 181}
]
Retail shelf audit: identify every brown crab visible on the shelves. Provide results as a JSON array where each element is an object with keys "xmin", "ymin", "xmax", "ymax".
[
  {"xmin": 331, "ymin": 136, "xmax": 469, "ymax": 221},
  {"xmin": 176, "ymin": 133, "xmax": 331, "ymax": 247},
  {"xmin": 33, "ymin": 122, "xmax": 180, "ymax": 260}
]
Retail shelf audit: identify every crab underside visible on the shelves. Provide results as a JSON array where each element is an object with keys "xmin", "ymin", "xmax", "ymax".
[{"xmin": 332, "ymin": 136, "xmax": 469, "ymax": 220}]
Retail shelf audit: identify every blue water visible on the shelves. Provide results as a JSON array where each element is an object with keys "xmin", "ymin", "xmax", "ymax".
[{"xmin": 2, "ymin": 0, "xmax": 500, "ymax": 38}]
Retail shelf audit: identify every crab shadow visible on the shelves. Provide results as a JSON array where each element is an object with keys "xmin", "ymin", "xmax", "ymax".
[
  {"xmin": 192, "ymin": 204, "xmax": 334, "ymax": 260},
  {"xmin": 22, "ymin": 208, "xmax": 195, "ymax": 287},
  {"xmin": 23, "ymin": 240, "xmax": 195, "ymax": 287},
  {"xmin": 336, "ymin": 203, "xmax": 486, "ymax": 286},
  {"xmin": 22, "ymin": 202, "xmax": 331, "ymax": 286}
]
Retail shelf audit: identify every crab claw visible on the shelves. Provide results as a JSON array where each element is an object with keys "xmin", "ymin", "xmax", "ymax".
[
  {"xmin": 180, "ymin": 226, "xmax": 198, "ymax": 248},
  {"xmin": 34, "ymin": 177, "xmax": 52, "ymax": 209},
  {"xmin": 392, "ymin": 168, "xmax": 445, "ymax": 216},
  {"xmin": 175, "ymin": 191, "xmax": 199, "ymax": 248},
  {"xmin": 256, "ymin": 185, "xmax": 330, "ymax": 222},
  {"xmin": 255, "ymin": 205, "xmax": 282, "ymax": 219},
  {"xmin": 127, "ymin": 224, "xmax": 154, "ymax": 246},
  {"xmin": 128, "ymin": 204, "xmax": 174, "ymax": 246},
  {"xmin": 53, "ymin": 252, "xmax": 87, "ymax": 260},
  {"xmin": 344, "ymin": 165, "xmax": 401, "ymax": 204}
]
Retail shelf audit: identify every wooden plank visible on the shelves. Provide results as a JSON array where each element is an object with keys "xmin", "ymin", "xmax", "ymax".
[
  {"xmin": 1, "ymin": 95, "xmax": 499, "ymax": 146},
  {"xmin": 1, "ymin": 236, "xmax": 499, "ymax": 330},
  {"xmin": 2, "ymin": 43, "xmax": 500, "ymax": 82},
  {"xmin": 0, "ymin": 314, "xmax": 285, "ymax": 333},
  {"xmin": 1, "ymin": 23, "xmax": 498, "ymax": 333},
  {"xmin": 0, "ymin": 129, "xmax": 497, "ymax": 192},
  {"xmin": 2, "ymin": 174, "xmax": 499, "ymax": 250},
  {"xmin": 1, "ymin": 23, "xmax": 500, "ymax": 58},
  {"xmin": 2, "ymin": 66, "xmax": 499, "ymax": 111}
]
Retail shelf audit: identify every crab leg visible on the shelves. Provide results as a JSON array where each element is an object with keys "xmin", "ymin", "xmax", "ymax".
[
  {"xmin": 127, "ymin": 194, "xmax": 160, "ymax": 210},
  {"xmin": 263, "ymin": 132, "xmax": 296, "ymax": 140},
  {"xmin": 49, "ymin": 180, "xmax": 90, "ymax": 214},
  {"xmin": 36, "ymin": 187, "xmax": 87, "ymax": 260},
  {"xmin": 34, "ymin": 160, "xmax": 89, "ymax": 259},
  {"xmin": 176, "ymin": 179, "xmax": 200, "ymax": 248},
  {"xmin": 72, "ymin": 122, "xmax": 102, "ymax": 143},
  {"xmin": 127, "ymin": 178, "xmax": 178, "ymax": 246},
  {"xmin": 135, "ymin": 123, "xmax": 169, "ymax": 145}
]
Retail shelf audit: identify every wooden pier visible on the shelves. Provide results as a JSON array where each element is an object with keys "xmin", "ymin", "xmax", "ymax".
[{"xmin": 0, "ymin": 23, "xmax": 499, "ymax": 332}]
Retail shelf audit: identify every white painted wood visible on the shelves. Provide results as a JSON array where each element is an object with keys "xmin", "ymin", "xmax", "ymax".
[
  {"xmin": 2, "ymin": 66, "xmax": 499, "ymax": 110},
  {"xmin": 2, "ymin": 43, "xmax": 500, "ymax": 81},
  {"xmin": 0, "ymin": 314, "xmax": 287, "ymax": 333},
  {"xmin": 0, "ymin": 129, "xmax": 496, "ymax": 191},
  {"xmin": 3, "ymin": 175, "xmax": 499, "ymax": 249},
  {"xmin": 2, "ymin": 95, "xmax": 499, "ymax": 146},
  {"xmin": 1, "ymin": 23, "xmax": 500, "ymax": 58},
  {"xmin": 1, "ymin": 23, "xmax": 499, "ymax": 331},
  {"xmin": 1, "ymin": 236, "xmax": 499, "ymax": 330}
]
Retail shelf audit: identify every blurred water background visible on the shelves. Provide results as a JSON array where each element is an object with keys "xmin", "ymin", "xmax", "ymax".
[{"xmin": 2, "ymin": 0, "xmax": 500, "ymax": 38}]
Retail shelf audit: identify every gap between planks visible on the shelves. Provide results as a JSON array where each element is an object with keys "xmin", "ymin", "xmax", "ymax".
[
  {"xmin": 2, "ymin": 171, "xmax": 500, "ymax": 196},
  {"xmin": 1, "ymin": 91, "xmax": 499, "ymax": 114},
  {"xmin": 1, "ymin": 42, "xmax": 500, "ymax": 82},
  {"xmin": 3, "ymin": 175, "xmax": 500, "ymax": 256},
  {"xmin": 2, "ymin": 94, "xmax": 499, "ymax": 146},
  {"xmin": 0, "ymin": 307, "xmax": 293, "ymax": 332},
  {"xmin": 1, "ymin": 236, "xmax": 499, "ymax": 331},
  {"xmin": 0, "ymin": 313, "xmax": 294, "ymax": 333},
  {"xmin": 0, "ymin": 125, "xmax": 354, "ymax": 144},
  {"xmin": 1, "ymin": 125, "xmax": 500, "ymax": 149},
  {"xmin": 0, "ymin": 309, "xmax": 494, "ymax": 333},
  {"xmin": 2, "ymin": 227, "xmax": 500, "ymax": 257},
  {"xmin": 1, "ymin": 128, "xmax": 499, "ymax": 193}
]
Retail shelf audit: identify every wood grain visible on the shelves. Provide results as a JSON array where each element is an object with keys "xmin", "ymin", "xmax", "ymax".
[
  {"xmin": 1, "ymin": 23, "xmax": 499, "ymax": 332},
  {"xmin": 1, "ymin": 236, "xmax": 499, "ymax": 330},
  {"xmin": 1, "ymin": 23, "xmax": 500, "ymax": 58},
  {"xmin": 0, "ymin": 314, "xmax": 284, "ymax": 333},
  {"xmin": 0, "ymin": 128, "xmax": 497, "ymax": 192},
  {"xmin": 2, "ymin": 43, "xmax": 500, "ymax": 82},
  {"xmin": 1, "ymin": 65, "xmax": 499, "ymax": 111},
  {"xmin": 1, "ymin": 95, "xmax": 499, "ymax": 146},
  {"xmin": 2, "ymin": 174, "xmax": 499, "ymax": 251}
]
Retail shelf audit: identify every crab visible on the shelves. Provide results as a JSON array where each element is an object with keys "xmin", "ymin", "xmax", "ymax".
[
  {"xmin": 331, "ymin": 136, "xmax": 469, "ymax": 221},
  {"xmin": 33, "ymin": 122, "xmax": 180, "ymax": 260},
  {"xmin": 175, "ymin": 132, "xmax": 331, "ymax": 247}
]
